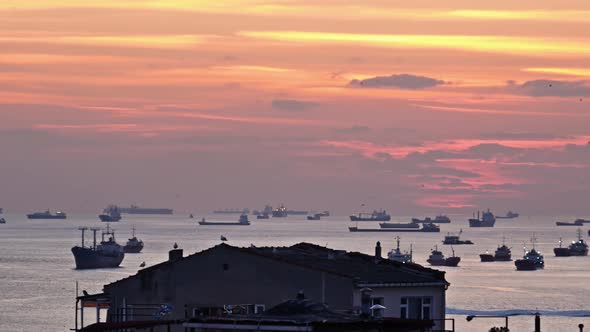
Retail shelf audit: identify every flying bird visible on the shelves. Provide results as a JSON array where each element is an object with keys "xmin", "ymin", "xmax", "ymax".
[
  {"xmin": 221, "ymin": 235, "xmax": 228, "ymax": 242},
  {"xmin": 140, "ymin": 261, "xmax": 146, "ymax": 267}
]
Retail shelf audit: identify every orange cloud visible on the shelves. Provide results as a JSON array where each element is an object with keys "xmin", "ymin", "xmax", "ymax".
[{"xmin": 239, "ymin": 31, "xmax": 590, "ymax": 57}]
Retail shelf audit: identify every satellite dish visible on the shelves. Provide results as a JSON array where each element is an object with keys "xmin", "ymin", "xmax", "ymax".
[{"xmin": 370, "ymin": 304, "xmax": 386, "ymax": 310}]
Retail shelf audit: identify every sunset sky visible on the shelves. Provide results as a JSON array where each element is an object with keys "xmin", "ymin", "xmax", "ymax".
[{"xmin": 1, "ymin": 0, "xmax": 590, "ymax": 214}]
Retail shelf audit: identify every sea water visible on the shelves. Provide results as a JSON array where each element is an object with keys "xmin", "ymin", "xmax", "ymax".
[{"xmin": 0, "ymin": 213, "xmax": 589, "ymax": 331}]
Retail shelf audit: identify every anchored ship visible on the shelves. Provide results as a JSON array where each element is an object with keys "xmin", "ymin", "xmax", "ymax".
[
  {"xmin": 123, "ymin": 227, "xmax": 144, "ymax": 253},
  {"xmin": 442, "ymin": 230, "xmax": 474, "ymax": 245},
  {"xmin": 412, "ymin": 215, "xmax": 451, "ymax": 224},
  {"xmin": 349, "ymin": 210, "xmax": 391, "ymax": 222},
  {"xmin": 213, "ymin": 208, "xmax": 250, "ymax": 214},
  {"xmin": 272, "ymin": 205, "xmax": 288, "ymax": 218},
  {"xmin": 427, "ymin": 246, "xmax": 460, "ymax": 267},
  {"xmin": 379, "ymin": 221, "xmax": 420, "ymax": 229},
  {"xmin": 27, "ymin": 210, "xmax": 67, "ymax": 219},
  {"xmin": 387, "ymin": 237, "xmax": 412, "ymax": 263},
  {"xmin": 555, "ymin": 218, "xmax": 590, "ymax": 226},
  {"xmin": 199, "ymin": 214, "xmax": 250, "ymax": 226},
  {"xmin": 99, "ymin": 205, "xmax": 121, "ymax": 222},
  {"xmin": 307, "ymin": 213, "xmax": 322, "ymax": 220},
  {"xmin": 515, "ymin": 236, "xmax": 544, "ymax": 271},
  {"xmin": 554, "ymin": 229, "xmax": 588, "ymax": 257},
  {"xmin": 480, "ymin": 238, "xmax": 512, "ymax": 262},
  {"xmin": 119, "ymin": 205, "xmax": 173, "ymax": 215},
  {"xmin": 496, "ymin": 211, "xmax": 519, "ymax": 219},
  {"xmin": 71, "ymin": 225, "xmax": 124, "ymax": 269},
  {"xmin": 468, "ymin": 210, "xmax": 496, "ymax": 227}
]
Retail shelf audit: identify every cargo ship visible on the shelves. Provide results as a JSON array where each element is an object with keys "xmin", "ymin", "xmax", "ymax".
[
  {"xmin": 349, "ymin": 210, "xmax": 391, "ymax": 222},
  {"xmin": 119, "ymin": 205, "xmax": 173, "ymax": 215},
  {"xmin": 27, "ymin": 210, "xmax": 67, "ymax": 219},
  {"xmin": 99, "ymin": 205, "xmax": 122, "ymax": 222},
  {"xmin": 554, "ymin": 229, "xmax": 588, "ymax": 257},
  {"xmin": 71, "ymin": 225, "xmax": 124, "ymax": 269},
  {"xmin": 468, "ymin": 210, "xmax": 496, "ymax": 227}
]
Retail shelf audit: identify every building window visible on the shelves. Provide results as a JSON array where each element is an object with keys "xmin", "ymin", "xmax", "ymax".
[
  {"xmin": 371, "ymin": 297, "xmax": 384, "ymax": 318},
  {"xmin": 255, "ymin": 304, "xmax": 265, "ymax": 314},
  {"xmin": 222, "ymin": 263, "xmax": 229, "ymax": 271},
  {"xmin": 400, "ymin": 297, "xmax": 432, "ymax": 320}
]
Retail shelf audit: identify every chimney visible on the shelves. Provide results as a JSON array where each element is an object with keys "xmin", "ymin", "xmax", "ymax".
[
  {"xmin": 169, "ymin": 243, "xmax": 183, "ymax": 262},
  {"xmin": 375, "ymin": 241, "xmax": 382, "ymax": 260}
]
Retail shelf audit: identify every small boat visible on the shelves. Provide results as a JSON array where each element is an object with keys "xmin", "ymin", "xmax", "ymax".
[
  {"xmin": 496, "ymin": 211, "xmax": 519, "ymax": 219},
  {"xmin": 99, "ymin": 205, "xmax": 122, "ymax": 222},
  {"xmin": 555, "ymin": 219, "xmax": 589, "ymax": 226},
  {"xmin": 123, "ymin": 227, "xmax": 144, "ymax": 253},
  {"xmin": 272, "ymin": 204, "xmax": 288, "ymax": 218},
  {"xmin": 257, "ymin": 212, "xmax": 270, "ymax": 219},
  {"xmin": 412, "ymin": 215, "xmax": 451, "ymax": 223},
  {"xmin": 554, "ymin": 229, "xmax": 588, "ymax": 257},
  {"xmin": 427, "ymin": 246, "xmax": 460, "ymax": 267},
  {"xmin": 379, "ymin": 221, "xmax": 420, "ymax": 229},
  {"xmin": 421, "ymin": 222, "xmax": 441, "ymax": 232},
  {"xmin": 27, "ymin": 210, "xmax": 67, "ymax": 219},
  {"xmin": 515, "ymin": 237, "xmax": 544, "ymax": 271},
  {"xmin": 199, "ymin": 214, "xmax": 251, "ymax": 226},
  {"xmin": 349, "ymin": 210, "xmax": 391, "ymax": 222},
  {"xmin": 189, "ymin": 214, "xmax": 194, "ymax": 219},
  {"xmin": 71, "ymin": 225, "xmax": 125, "ymax": 269},
  {"xmin": 0, "ymin": 218, "xmax": 5, "ymax": 224},
  {"xmin": 468, "ymin": 209, "xmax": 495, "ymax": 227},
  {"xmin": 387, "ymin": 237, "xmax": 412, "ymax": 263},
  {"xmin": 307, "ymin": 213, "xmax": 321, "ymax": 220},
  {"xmin": 442, "ymin": 230, "xmax": 474, "ymax": 245}
]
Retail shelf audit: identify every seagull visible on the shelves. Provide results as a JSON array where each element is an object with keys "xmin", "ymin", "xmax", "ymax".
[
  {"xmin": 221, "ymin": 235, "xmax": 228, "ymax": 242},
  {"xmin": 82, "ymin": 290, "xmax": 89, "ymax": 296},
  {"xmin": 140, "ymin": 261, "xmax": 146, "ymax": 267}
]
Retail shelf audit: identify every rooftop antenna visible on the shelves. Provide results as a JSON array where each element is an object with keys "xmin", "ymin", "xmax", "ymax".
[{"xmin": 78, "ymin": 227, "xmax": 88, "ymax": 247}]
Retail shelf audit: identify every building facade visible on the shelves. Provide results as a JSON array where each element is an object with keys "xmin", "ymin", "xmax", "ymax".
[{"xmin": 99, "ymin": 242, "xmax": 449, "ymax": 332}]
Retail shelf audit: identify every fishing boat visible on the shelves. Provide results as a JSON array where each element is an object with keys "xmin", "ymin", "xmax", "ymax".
[
  {"xmin": 387, "ymin": 237, "xmax": 412, "ymax": 263},
  {"xmin": 272, "ymin": 205, "xmax": 288, "ymax": 218},
  {"xmin": 123, "ymin": 227, "xmax": 144, "ymax": 253},
  {"xmin": 0, "ymin": 218, "xmax": 5, "ymax": 224},
  {"xmin": 427, "ymin": 246, "xmax": 460, "ymax": 267},
  {"xmin": 442, "ymin": 230, "xmax": 474, "ymax": 245},
  {"xmin": 349, "ymin": 210, "xmax": 391, "ymax": 222},
  {"xmin": 515, "ymin": 237, "xmax": 544, "ymax": 271},
  {"xmin": 480, "ymin": 240, "xmax": 512, "ymax": 262},
  {"xmin": 71, "ymin": 225, "xmax": 124, "ymax": 269},
  {"xmin": 554, "ymin": 229, "xmax": 588, "ymax": 257},
  {"xmin": 468, "ymin": 210, "xmax": 496, "ymax": 227},
  {"xmin": 199, "ymin": 214, "xmax": 251, "ymax": 226}
]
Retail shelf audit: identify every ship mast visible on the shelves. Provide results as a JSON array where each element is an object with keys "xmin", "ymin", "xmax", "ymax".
[{"xmin": 78, "ymin": 227, "xmax": 88, "ymax": 247}]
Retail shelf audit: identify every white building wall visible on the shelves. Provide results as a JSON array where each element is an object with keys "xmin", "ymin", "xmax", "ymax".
[{"xmin": 352, "ymin": 285, "xmax": 446, "ymax": 331}]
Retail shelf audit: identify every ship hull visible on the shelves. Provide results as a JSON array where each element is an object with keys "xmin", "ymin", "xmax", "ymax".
[
  {"xmin": 307, "ymin": 216, "xmax": 321, "ymax": 220},
  {"xmin": 379, "ymin": 223, "xmax": 420, "ymax": 229},
  {"xmin": 350, "ymin": 216, "xmax": 391, "ymax": 222},
  {"xmin": 120, "ymin": 208, "xmax": 173, "ymax": 215},
  {"xmin": 428, "ymin": 257, "xmax": 460, "ymax": 267},
  {"xmin": 480, "ymin": 254, "xmax": 495, "ymax": 262},
  {"xmin": 198, "ymin": 221, "xmax": 250, "ymax": 226},
  {"xmin": 124, "ymin": 245, "xmax": 144, "ymax": 253},
  {"xmin": 71, "ymin": 246, "xmax": 124, "ymax": 269},
  {"xmin": 443, "ymin": 240, "xmax": 474, "ymax": 245},
  {"xmin": 349, "ymin": 227, "xmax": 438, "ymax": 233},
  {"xmin": 514, "ymin": 259, "xmax": 537, "ymax": 271},
  {"xmin": 555, "ymin": 222, "xmax": 582, "ymax": 226},
  {"xmin": 468, "ymin": 219, "xmax": 495, "ymax": 227},
  {"xmin": 27, "ymin": 215, "xmax": 66, "ymax": 219},
  {"xmin": 99, "ymin": 214, "xmax": 121, "ymax": 222}
]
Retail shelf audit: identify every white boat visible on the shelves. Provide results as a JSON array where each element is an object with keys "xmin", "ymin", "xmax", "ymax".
[{"xmin": 387, "ymin": 237, "xmax": 412, "ymax": 263}]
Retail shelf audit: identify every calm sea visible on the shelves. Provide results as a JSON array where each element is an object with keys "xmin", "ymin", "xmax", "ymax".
[{"xmin": 0, "ymin": 212, "xmax": 589, "ymax": 331}]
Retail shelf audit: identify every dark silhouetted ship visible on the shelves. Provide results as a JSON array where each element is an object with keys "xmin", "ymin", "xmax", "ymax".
[
  {"xmin": 427, "ymin": 246, "xmax": 460, "ymax": 267},
  {"xmin": 554, "ymin": 229, "xmax": 588, "ymax": 257},
  {"xmin": 99, "ymin": 205, "xmax": 121, "ymax": 222},
  {"xmin": 119, "ymin": 205, "xmax": 173, "ymax": 215},
  {"xmin": 71, "ymin": 225, "xmax": 124, "ymax": 269},
  {"xmin": 27, "ymin": 210, "xmax": 67, "ymax": 219},
  {"xmin": 469, "ymin": 210, "xmax": 496, "ymax": 227},
  {"xmin": 123, "ymin": 227, "xmax": 144, "ymax": 253}
]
